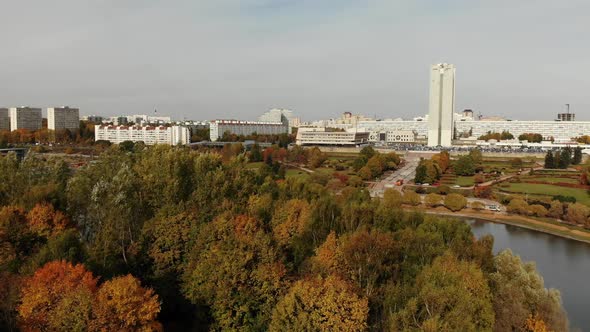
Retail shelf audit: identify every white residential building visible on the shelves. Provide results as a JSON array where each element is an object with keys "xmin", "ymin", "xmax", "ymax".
[
  {"xmin": 427, "ymin": 63, "xmax": 455, "ymax": 147},
  {"xmin": 48, "ymin": 106, "xmax": 79, "ymax": 131},
  {"xmin": 0, "ymin": 108, "xmax": 9, "ymax": 131},
  {"xmin": 259, "ymin": 108, "xmax": 296, "ymax": 133},
  {"xmin": 296, "ymin": 127, "xmax": 369, "ymax": 146},
  {"xmin": 209, "ymin": 120, "xmax": 289, "ymax": 141},
  {"xmin": 94, "ymin": 125, "xmax": 190, "ymax": 145},
  {"xmin": 9, "ymin": 107, "xmax": 42, "ymax": 131}
]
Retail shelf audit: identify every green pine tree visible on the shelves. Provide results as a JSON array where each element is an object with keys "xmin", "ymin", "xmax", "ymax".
[{"xmin": 544, "ymin": 150, "xmax": 554, "ymax": 169}]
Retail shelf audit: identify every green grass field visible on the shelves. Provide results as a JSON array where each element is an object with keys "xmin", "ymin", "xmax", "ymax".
[
  {"xmin": 285, "ymin": 169, "xmax": 310, "ymax": 180},
  {"xmin": 499, "ymin": 183, "xmax": 590, "ymax": 205},
  {"xmin": 246, "ymin": 162, "xmax": 265, "ymax": 169},
  {"xmin": 455, "ymin": 176, "xmax": 475, "ymax": 187},
  {"xmin": 521, "ymin": 177, "xmax": 580, "ymax": 184}
]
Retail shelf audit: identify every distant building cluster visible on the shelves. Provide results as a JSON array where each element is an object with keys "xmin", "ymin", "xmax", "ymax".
[
  {"xmin": 0, "ymin": 106, "xmax": 80, "ymax": 132},
  {"xmin": 94, "ymin": 125, "xmax": 189, "ymax": 145}
]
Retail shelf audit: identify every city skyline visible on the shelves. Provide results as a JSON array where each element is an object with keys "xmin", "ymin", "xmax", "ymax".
[{"xmin": 1, "ymin": 1, "xmax": 589, "ymax": 120}]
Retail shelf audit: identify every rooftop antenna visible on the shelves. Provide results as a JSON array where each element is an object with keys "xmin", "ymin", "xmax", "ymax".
[{"xmin": 566, "ymin": 104, "xmax": 570, "ymax": 114}]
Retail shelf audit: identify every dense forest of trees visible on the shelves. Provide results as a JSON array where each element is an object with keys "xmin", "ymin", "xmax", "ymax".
[{"xmin": 0, "ymin": 145, "xmax": 569, "ymax": 331}]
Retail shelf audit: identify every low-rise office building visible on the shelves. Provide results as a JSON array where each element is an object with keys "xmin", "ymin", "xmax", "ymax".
[
  {"xmin": 48, "ymin": 106, "xmax": 79, "ymax": 131},
  {"xmin": 0, "ymin": 108, "xmax": 9, "ymax": 131},
  {"xmin": 9, "ymin": 107, "xmax": 42, "ymax": 131},
  {"xmin": 95, "ymin": 125, "xmax": 190, "ymax": 145},
  {"xmin": 296, "ymin": 128, "xmax": 370, "ymax": 146},
  {"xmin": 209, "ymin": 119, "xmax": 289, "ymax": 141}
]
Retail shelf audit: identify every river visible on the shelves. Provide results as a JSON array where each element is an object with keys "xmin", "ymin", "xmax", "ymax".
[{"xmin": 465, "ymin": 219, "xmax": 590, "ymax": 331}]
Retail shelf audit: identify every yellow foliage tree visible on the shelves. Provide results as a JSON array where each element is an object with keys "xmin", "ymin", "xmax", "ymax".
[
  {"xmin": 90, "ymin": 274, "xmax": 161, "ymax": 332},
  {"xmin": 270, "ymin": 275, "xmax": 369, "ymax": 332}
]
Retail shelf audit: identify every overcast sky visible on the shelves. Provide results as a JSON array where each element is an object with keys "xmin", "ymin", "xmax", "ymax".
[{"xmin": 1, "ymin": 0, "xmax": 589, "ymax": 121}]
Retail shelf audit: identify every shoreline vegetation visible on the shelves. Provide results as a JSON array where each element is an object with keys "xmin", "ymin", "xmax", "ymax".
[{"xmin": 415, "ymin": 207, "xmax": 590, "ymax": 244}]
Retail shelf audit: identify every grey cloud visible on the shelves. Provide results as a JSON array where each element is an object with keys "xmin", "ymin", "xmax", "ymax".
[{"xmin": 0, "ymin": 0, "xmax": 589, "ymax": 121}]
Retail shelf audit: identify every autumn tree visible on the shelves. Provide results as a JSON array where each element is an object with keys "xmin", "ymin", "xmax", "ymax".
[
  {"xmin": 27, "ymin": 202, "xmax": 70, "ymax": 238},
  {"xmin": 272, "ymin": 199, "xmax": 311, "ymax": 245},
  {"xmin": 307, "ymin": 147, "xmax": 327, "ymax": 169},
  {"xmin": 270, "ymin": 275, "xmax": 368, "ymax": 332},
  {"xmin": 490, "ymin": 250, "xmax": 568, "ymax": 332},
  {"xmin": 0, "ymin": 272, "xmax": 21, "ymax": 331},
  {"xmin": 565, "ymin": 203, "xmax": 590, "ymax": 225},
  {"xmin": 548, "ymin": 200, "xmax": 564, "ymax": 219},
  {"xmin": 391, "ymin": 253, "xmax": 494, "ymax": 331},
  {"xmin": 90, "ymin": 275, "xmax": 161, "ymax": 332},
  {"xmin": 0, "ymin": 206, "xmax": 38, "ymax": 272},
  {"xmin": 17, "ymin": 261, "xmax": 98, "ymax": 331},
  {"xmin": 182, "ymin": 214, "xmax": 286, "ymax": 330},
  {"xmin": 143, "ymin": 212, "xmax": 196, "ymax": 278},
  {"xmin": 508, "ymin": 198, "xmax": 530, "ymax": 215},
  {"xmin": 454, "ymin": 155, "xmax": 476, "ymax": 176}
]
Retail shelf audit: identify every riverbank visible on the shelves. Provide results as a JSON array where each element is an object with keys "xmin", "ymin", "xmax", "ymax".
[{"xmin": 411, "ymin": 207, "xmax": 590, "ymax": 244}]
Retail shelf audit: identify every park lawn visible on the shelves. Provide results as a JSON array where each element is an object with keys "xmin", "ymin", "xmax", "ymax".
[
  {"xmin": 522, "ymin": 177, "xmax": 580, "ymax": 184},
  {"xmin": 455, "ymin": 176, "xmax": 475, "ymax": 187},
  {"xmin": 286, "ymin": 169, "xmax": 310, "ymax": 180},
  {"xmin": 246, "ymin": 162, "xmax": 265, "ymax": 169},
  {"xmin": 500, "ymin": 183, "xmax": 590, "ymax": 206}
]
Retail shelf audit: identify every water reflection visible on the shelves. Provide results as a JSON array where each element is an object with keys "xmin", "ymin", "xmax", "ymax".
[{"xmin": 465, "ymin": 219, "xmax": 590, "ymax": 331}]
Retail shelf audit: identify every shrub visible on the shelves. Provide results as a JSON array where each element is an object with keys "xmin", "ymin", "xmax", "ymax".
[
  {"xmin": 507, "ymin": 198, "xmax": 529, "ymax": 215},
  {"xmin": 548, "ymin": 200, "xmax": 564, "ymax": 219},
  {"xmin": 528, "ymin": 204, "xmax": 548, "ymax": 217},
  {"xmin": 425, "ymin": 193, "xmax": 443, "ymax": 207},
  {"xmin": 470, "ymin": 201, "xmax": 485, "ymax": 210},
  {"xmin": 566, "ymin": 203, "xmax": 590, "ymax": 225},
  {"xmin": 444, "ymin": 193, "xmax": 467, "ymax": 212},
  {"xmin": 474, "ymin": 173, "xmax": 486, "ymax": 184},
  {"xmin": 553, "ymin": 195, "xmax": 576, "ymax": 203},
  {"xmin": 403, "ymin": 191, "xmax": 421, "ymax": 206},
  {"xmin": 437, "ymin": 185, "xmax": 451, "ymax": 195},
  {"xmin": 347, "ymin": 175, "xmax": 363, "ymax": 187}
]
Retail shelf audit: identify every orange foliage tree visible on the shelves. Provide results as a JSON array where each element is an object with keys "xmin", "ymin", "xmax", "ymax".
[
  {"xmin": 27, "ymin": 203, "xmax": 70, "ymax": 238},
  {"xmin": 17, "ymin": 260, "xmax": 98, "ymax": 331},
  {"xmin": 18, "ymin": 261, "xmax": 161, "ymax": 331}
]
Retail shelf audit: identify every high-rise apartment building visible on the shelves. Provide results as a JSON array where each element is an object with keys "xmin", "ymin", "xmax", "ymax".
[
  {"xmin": 48, "ymin": 106, "xmax": 80, "ymax": 131},
  {"xmin": 427, "ymin": 63, "xmax": 455, "ymax": 147},
  {"xmin": 9, "ymin": 107, "xmax": 42, "ymax": 131},
  {"xmin": 259, "ymin": 108, "xmax": 295, "ymax": 133},
  {"xmin": 0, "ymin": 108, "xmax": 9, "ymax": 131}
]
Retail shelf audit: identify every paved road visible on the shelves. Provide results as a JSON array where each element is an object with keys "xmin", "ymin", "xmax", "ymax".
[{"xmin": 370, "ymin": 152, "xmax": 435, "ymax": 197}]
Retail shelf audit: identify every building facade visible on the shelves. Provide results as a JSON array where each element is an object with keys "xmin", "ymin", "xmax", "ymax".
[
  {"xmin": 367, "ymin": 130, "xmax": 416, "ymax": 143},
  {"xmin": 95, "ymin": 125, "xmax": 190, "ymax": 145},
  {"xmin": 48, "ymin": 106, "xmax": 79, "ymax": 131},
  {"xmin": 258, "ymin": 109, "xmax": 296, "ymax": 133},
  {"xmin": 427, "ymin": 63, "xmax": 455, "ymax": 147},
  {"xmin": 209, "ymin": 120, "xmax": 289, "ymax": 141},
  {"xmin": 296, "ymin": 128, "xmax": 370, "ymax": 146},
  {"xmin": 9, "ymin": 107, "xmax": 42, "ymax": 131},
  {"xmin": 0, "ymin": 108, "xmax": 9, "ymax": 131}
]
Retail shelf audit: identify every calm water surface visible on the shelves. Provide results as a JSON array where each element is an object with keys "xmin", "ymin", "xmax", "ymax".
[{"xmin": 465, "ymin": 219, "xmax": 590, "ymax": 331}]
